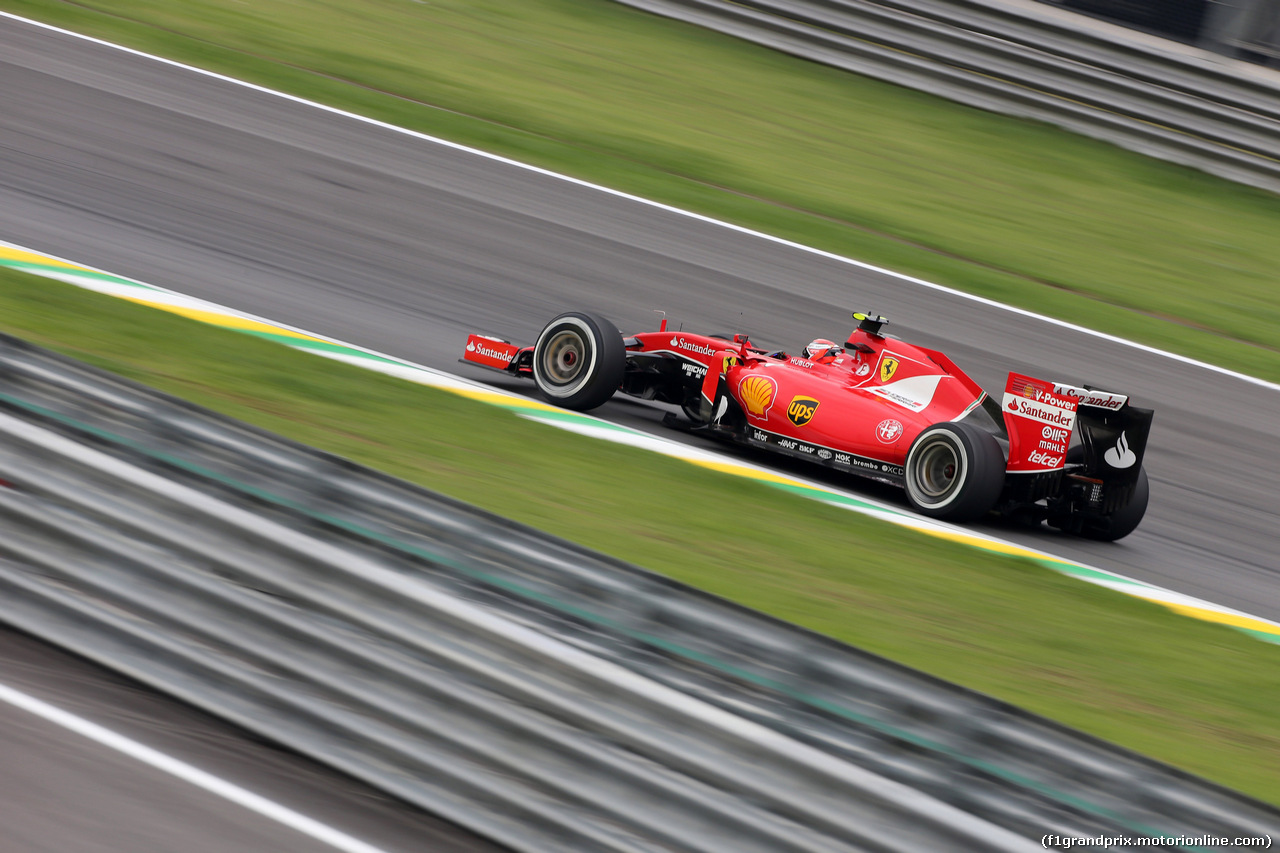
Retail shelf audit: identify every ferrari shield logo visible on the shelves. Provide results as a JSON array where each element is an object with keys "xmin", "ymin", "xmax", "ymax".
[
  {"xmin": 879, "ymin": 356, "xmax": 899, "ymax": 383},
  {"xmin": 787, "ymin": 396, "xmax": 819, "ymax": 427}
]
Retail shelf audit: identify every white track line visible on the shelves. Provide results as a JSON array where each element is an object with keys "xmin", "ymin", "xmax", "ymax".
[
  {"xmin": 2, "ymin": 11, "xmax": 1276, "ymax": 394},
  {"xmin": 0, "ymin": 681, "xmax": 394, "ymax": 853}
]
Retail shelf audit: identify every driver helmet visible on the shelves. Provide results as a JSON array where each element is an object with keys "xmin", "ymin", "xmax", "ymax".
[{"xmin": 802, "ymin": 338, "xmax": 842, "ymax": 363}]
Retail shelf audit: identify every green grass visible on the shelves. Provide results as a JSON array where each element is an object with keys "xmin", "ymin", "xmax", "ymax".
[
  {"xmin": 3, "ymin": 266, "xmax": 1279, "ymax": 804},
  {"xmin": 4, "ymin": 0, "xmax": 1280, "ymax": 381}
]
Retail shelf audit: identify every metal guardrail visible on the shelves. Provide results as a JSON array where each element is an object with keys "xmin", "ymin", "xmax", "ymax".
[
  {"xmin": 0, "ymin": 364, "xmax": 1021, "ymax": 853},
  {"xmin": 611, "ymin": 0, "xmax": 1280, "ymax": 194},
  {"xmin": 0, "ymin": 334, "xmax": 1276, "ymax": 850}
]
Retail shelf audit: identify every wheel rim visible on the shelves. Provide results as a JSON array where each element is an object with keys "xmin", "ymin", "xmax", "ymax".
[
  {"xmin": 539, "ymin": 329, "xmax": 588, "ymax": 388},
  {"xmin": 911, "ymin": 437, "xmax": 962, "ymax": 505}
]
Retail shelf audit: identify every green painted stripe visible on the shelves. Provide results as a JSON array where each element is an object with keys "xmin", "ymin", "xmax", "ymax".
[
  {"xmin": 1044, "ymin": 560, "xmax": 1143, "ymax": 584},
  {"xmin": 250, "ymin": 332, "xmax": 403, "ymax": 362},
  {"xmin": 0, "ymin": 258, "xmax": 159, "ymax": 289},
  {"xmin": 520, "ymin": 409, "xmax": 640, "ymax": 429}
]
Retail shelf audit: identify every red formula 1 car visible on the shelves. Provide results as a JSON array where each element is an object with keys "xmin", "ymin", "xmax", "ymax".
[{"xmin": 463, "ymin": 310, "xmax": 1154, "ymax": 540}]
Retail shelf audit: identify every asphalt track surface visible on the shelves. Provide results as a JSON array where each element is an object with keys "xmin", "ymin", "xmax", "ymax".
[
  {"xmin": 0, "ymin": 627, "xmax": 505, "ymax": 853},
  {"xmin": 3, "ymin": 18, "xmax": 1280, "ymax": 837},
  {"xmin": 4, "ymin": 15, "xmax": 1279, "ymax": 619}
]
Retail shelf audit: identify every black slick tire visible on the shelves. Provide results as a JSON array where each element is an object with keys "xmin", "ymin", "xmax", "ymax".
[
  {"xmin": 903, "ymin": 421, "xmax": 1005, "ymax": 522},
  {"xmin": 532, "ymin": 311, "xmax": 625, "ymax": 411}
]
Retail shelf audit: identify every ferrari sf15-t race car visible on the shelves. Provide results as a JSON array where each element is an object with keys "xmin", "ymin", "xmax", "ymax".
[{"xmin": 463, "ymin": 310, "xmax": 1154, "ymax": 540}]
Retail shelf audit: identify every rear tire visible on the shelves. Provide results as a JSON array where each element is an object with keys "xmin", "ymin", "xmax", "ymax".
[
  {"xmin": 903, "ymin": 422, "xmax": 1005, "ymax": 522},
  {"xmin": 532, "ymin": 312, "xmax": 625, "ymax": 411},
  {"xmin": 1079, "ymin": 467, "xmax": 1149, "ymax": 542}
]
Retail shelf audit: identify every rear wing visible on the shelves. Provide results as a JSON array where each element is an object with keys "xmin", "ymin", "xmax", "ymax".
[
  {"xmin": 1002, "ymin": 373, "xmax": 1079, "ymax": 474},
  {"xmin": 1057, "ymin": 382, "xmax": 1154, "ymax": 500},
  {"xmin": 1002, "ymin": 373, "xmax": 1153, "ymax": 507}
]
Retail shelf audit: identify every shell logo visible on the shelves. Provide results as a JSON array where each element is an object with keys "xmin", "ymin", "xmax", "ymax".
[{"xmin": 738, "ymin": 374, "xmax": 778, "ymax": 420}]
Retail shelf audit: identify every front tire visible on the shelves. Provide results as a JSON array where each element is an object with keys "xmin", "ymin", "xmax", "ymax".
[
  {"xmin": 532, "ymin": 312, "xmax": 625, "ymax": 411},
  {"xmin": 903, "ymin": 422, "xmax": 1005, "ymax": 522}
]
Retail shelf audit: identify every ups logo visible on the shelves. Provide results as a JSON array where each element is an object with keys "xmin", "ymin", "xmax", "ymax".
[{"xmin": 787, "ymin": 396, "xmax": 820, "ymax": 427}]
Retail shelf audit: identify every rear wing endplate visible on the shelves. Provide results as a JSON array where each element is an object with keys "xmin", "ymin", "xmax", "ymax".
[{"xmin": 1002, "ymin": 373, "xmax": 1078, "ymax": 474}]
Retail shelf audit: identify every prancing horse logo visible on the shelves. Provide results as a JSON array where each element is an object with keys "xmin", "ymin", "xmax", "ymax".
[{"xmin": 879, "ymin": 356, "xmax": 899, "ymax": 383}]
